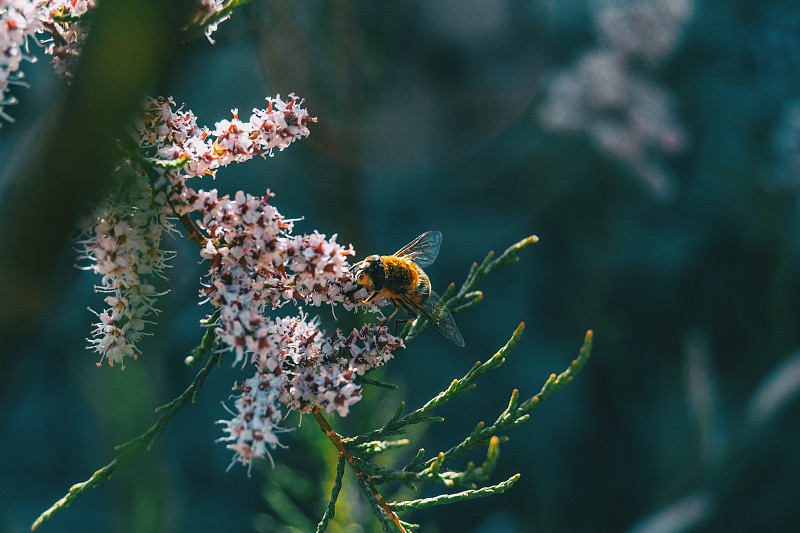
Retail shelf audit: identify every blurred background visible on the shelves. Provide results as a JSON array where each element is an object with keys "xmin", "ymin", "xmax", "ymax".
[{"xmin": 2, "ymin": 0, "xmax": 800, "ymax": 531}]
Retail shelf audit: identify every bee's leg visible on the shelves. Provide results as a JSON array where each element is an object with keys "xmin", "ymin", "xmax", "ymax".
[
  {"xmin": 363, "ymin": 291, "xmax": 379, "ymax": 304},
  {"xmin": 383, "ymin": 301, "xmax": 408, "ymax": 335},
  {"xmin": 393, "ymin": 318, "xmax": 408, "ymax": 337},
  {"xmin": 381, "ymin": 306, "xmax": 398, "ymax": 325}
]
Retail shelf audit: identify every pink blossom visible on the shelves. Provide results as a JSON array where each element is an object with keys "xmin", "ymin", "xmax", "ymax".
[
  {"xmin": 135, "ymin": 95, "xmax": 316, "ymax": 178},
  {"xmin": 82, "ymin": 92, "xmax": 405, "ymax": 468},
  {"xmin": 76, "ymin": 160, "xmax": 173, "ymax": 368}
]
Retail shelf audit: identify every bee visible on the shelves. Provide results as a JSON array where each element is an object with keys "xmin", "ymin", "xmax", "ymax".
[{"xmin": 352, "ymin": 230, "xmax": 465, "ymax": 347}]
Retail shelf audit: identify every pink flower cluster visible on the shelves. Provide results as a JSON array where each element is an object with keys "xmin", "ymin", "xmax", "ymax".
[
  {"xmin": 175, "ymin": 182, "xmax": 404, "ymax": 467},
  {"xmin": 537, "ymin": 0, "xmax": 692, "ymax": 198},
  {"xmin": 131, "ymin": 95, "xmax": 404, "ymax": 469},
  {"xmin": 191, "ymin": 186, "xmax": 405, "ymax": 468},
  {"xmin": 43, "ymin": 0, "xmax": 95, "ymax": 77},
  {"xmin": 77, "ymin": 93, "xmax": 327, "ymax": 372},
  {"xmin": 218, "ymin": 313, "xmax": 402, "ymax": 470},
  {"xmin": 76, "ymin": 160, "xmax": 175, "ymax": 368},
  {"xmin": 136, "ymin": 94, "xmax": 315, "ymax": 177},
  {"xmin": 1, "ymin": 0, "xmax": 96, "ymax": 121},
  {"xmin": 1, "ymin": 0, "xmax": 43, "ymax": 122},
  {"xmin": 594, "ymin": 0, "xmax": 692, "ymax": 66},
  {"xmin": 0, "ymin": 0, "xmax": 235, "ymax": 123},
  {"xmin": 192, "ymin": 0, "xmax": 229, "ymax": 43},
  {"xmin": 184, "ymin": 186, "xmax": 360, "ymax": 365},
  {"xmin": 217, "ymin": 371, "xmax": 287, "ymax": 471}
]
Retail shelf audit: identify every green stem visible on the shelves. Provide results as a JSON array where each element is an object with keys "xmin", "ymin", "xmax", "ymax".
[
  {"xmin": 401, "ymin": 235, "xmax": 537, "ymax": 348},
  {"xmin": 315, "ymin": 455, "xmax": 347, "ymax": 533},
  {"xmin": 390, "ymin": 474, "xmax": 520, "ymax": 511},
  {"xmin": 345, "ymin": 323, "xmax": 525, "ymax": 447},
  {"xmin": 31, "ymin": 350, "xmax": 222, "ymax": 530}
]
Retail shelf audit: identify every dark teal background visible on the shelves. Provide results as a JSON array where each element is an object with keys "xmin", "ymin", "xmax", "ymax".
[{"xmin": 2, "ymin": 1, "xmax": 800, "ymax": 532}]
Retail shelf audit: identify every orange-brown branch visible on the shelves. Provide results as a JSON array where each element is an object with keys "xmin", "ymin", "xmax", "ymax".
[
  {"xmin": 312, "ymin": 408, "xmax": 406, "ymax": 533},
  {"xmin": 176, "ymin": 211, "xmax": 207, "ymax": 248}
]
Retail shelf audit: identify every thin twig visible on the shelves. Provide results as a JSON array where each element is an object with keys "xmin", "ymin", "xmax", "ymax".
[
  {"xmin": 32, "ymin": 349, "xmax": 222, "ymax": 530},
  {"xmin": 401, "ymin": 235, "xmax": 538, "ymax": 347},
  {"xmin": 415, "ymin": 329, "xmax": 594, "ymax": 473},
  {"xmin": 345, "ymin": 323, "xmax": 526, "ymax": 447},
  {"xmin": 390, "ymin": 474, "xmax": 520, "ymax": 511},
  {"xmin": 315, "ymin": 454, "xmax": 346, "ymax": 533},
  {"xmin": 313, "ymin": 409, "xmax": 408, "ymax": 533}
]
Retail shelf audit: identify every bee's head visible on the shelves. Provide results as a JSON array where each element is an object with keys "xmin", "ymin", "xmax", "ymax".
[{"xmin": 352, "ymin": 255, "xmax": 384, "ymax": 292}]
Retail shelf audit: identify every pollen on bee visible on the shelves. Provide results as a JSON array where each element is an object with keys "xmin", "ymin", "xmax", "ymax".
[{"xmin": 380, "ymin": 256, "xmax": 420, "ymax": 286}]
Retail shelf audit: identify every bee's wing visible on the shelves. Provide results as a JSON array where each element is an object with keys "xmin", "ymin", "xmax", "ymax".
[
  {"xmin": 401, "ymin": 289, "xmax": 465, "ymax": 348},
  {"xmin": 393, "ymin": 230, "xmax": 442, "ymax": 268}
]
